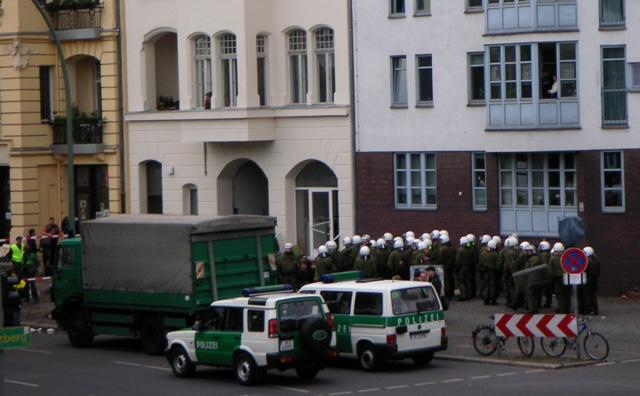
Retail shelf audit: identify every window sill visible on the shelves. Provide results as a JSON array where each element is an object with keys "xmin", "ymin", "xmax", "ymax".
[
  {"xmin": 602, "ymin": 124, "xmax": 629, "ymax": 130},
  {"xmin": 464, "ymin": 8, "xmax": 484, "ymax": 14},
  {"xmin": 467, "ymin": 101, "xmax": 486, "ymax": 107},
  {"xmin": 413, "ymin": 12, "xmax": 432, "ymax": 17},
  {"xmin": 394, "ymin": 206, "xmax": 438, "ymax": 212},
  {"xmin": 390, "ymin": 104, "xmax": 409, "ymax": 109},
  {"xmin": 483, "ymin": 28, "xmax": 579, "ymax": 37},
  {"xmin": 415, "ymin": 102, "xmax": 433, "ymax": 108},
  {"xmin": 599, "ymin": 24, "xmax": 626, "ymax": 31},
  {"xmin": 602, "ymin": 208, "xmax": 626, "ymax": 214},
  {"xmin": 472, "ymin": 208, "xmax": 488, "ymax": 213},
  {"xmin": 388, "ymin": 14, "xmax": 406, "ymax": 19},
  {"xmin": 486, "ymin": 126, "xmax": 582, "ymax": 132}
]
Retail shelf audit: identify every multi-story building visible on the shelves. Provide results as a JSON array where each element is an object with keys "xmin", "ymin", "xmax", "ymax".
[
  {"xmin": 0, "ymin": 0, "xmax": 124, "ymax": 238},
  {"xmin": 123, "ymin": 0, "xmax": 354, "ymax": 254},
  {"xmin": 353, "ymin": 0, "xmax": 639, "ymax": 292}
]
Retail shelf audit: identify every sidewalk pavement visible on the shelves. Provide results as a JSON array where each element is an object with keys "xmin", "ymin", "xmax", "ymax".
[{"xmin": 20, "ymin": 280, "xmax": 640, "ymax": 367}]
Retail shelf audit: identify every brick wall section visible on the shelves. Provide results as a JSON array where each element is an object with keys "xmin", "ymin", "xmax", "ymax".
[{"xmin": 356, "ymin": 150, "xmax": 640, "ymax": 295}]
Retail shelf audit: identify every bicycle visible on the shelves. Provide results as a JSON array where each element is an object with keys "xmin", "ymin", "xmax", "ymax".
[
  {"xmin": 472, "ymin": 316, "xmax": 535, "ymax": 358},
  {"xmin": 540, "ymin": 316, "xmax": 609, "ymax": 361}
]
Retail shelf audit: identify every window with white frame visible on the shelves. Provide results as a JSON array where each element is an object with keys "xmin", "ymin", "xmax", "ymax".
[
  {"xmin": 219, "ymin": 33, "xmax": 238, "ymax": 107},
  {"xmin": 315, "ymin": 28, "xmax": 335, "ymax": 103},
  {"xmin": 415, "ymin": 0, "xmax": 431, "ymax": 15},
  {"xmin": 194, "ymin": 35, "xmax": 212, "ymax": 109},
  {"xmin": 602, "ymin": 46, "xmax": 627, "ymax": 126},
  {"xmin": 415, "ymin": 54, "xmax": 433, "ymax": 105},
  {"xmin": 257, "ymin": 35, "xmax": 268, "ymax": 106},
  {"xmin": 288, "ymin": 29, "xmax": 308, "ymax": 104},
  {"xmin": 486, "ymin": 0, "xmax": 577, "ymax": 33},
  {"xmin": 467, "ymin": 0, "xmax": 484, "ymax": 11},
  {"xmin": 391, "ymin": 56, "xmax": 407, "ymax": 106},
  {"xmin": 390, "ymin": 0, "xmax": 405, "ymax": 16},
  {"xmin": 600, "ymin": 0, "xmax": 625, "ymax": 27},
  {"xmin": 468, "ymin": 52, "xmax": 485, "ymax": 103},
  {"xmin": 394, "ymin": 153, "xmax": 437, "ymax": 209},
  {"xmin": 601, "ymin": 151, "xmax": 625, "ymax": 211},
  {"xmin": 631, "ymin": 63, "xmax": 640, "ymax": 92},
  {"xmin": 472, "ymin": 153, "xmax": 487, "ymax": 210}
]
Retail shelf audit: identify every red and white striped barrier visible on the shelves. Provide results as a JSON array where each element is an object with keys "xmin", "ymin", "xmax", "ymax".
[
  {"xmin": 25, "ymin": 276, "xmax": 52, "ymax": 282},
  {"xmin": 1, "ymin": 233, "xmax": 80, "ymax": 244},
  {"xmin": 495, "ymin": 313, "xmax": 577, "ymax": 338}
]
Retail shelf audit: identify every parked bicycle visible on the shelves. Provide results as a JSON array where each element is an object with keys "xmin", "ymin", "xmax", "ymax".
[
  {"xmin": 472, "ymin": 316, "xmax": 535, "ymax": 357},
  {"xmin": 540, "ymin": 316, "xmax": 609, "ymax": 361}
]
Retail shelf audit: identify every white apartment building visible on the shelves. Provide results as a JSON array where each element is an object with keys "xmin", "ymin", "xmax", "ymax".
[
  {"xmin": 352, "ymin": 0, "xmax": 639, "ymax": 293},
  {"xmin": 123, "ymin": 0, "xmax": 354, "ymax": 254}
]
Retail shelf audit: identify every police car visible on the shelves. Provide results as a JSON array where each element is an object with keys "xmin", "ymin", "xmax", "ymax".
[
  {"xmin": 299, "ymin": 272, "xmax": 447, "ymax": 370},
  {"xmin": 165, "ymin": 285, "xmax": 337, "ymax": 385}
]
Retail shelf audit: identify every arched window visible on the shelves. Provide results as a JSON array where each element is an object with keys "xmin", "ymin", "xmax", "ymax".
[
  {"xmin": 288, "ymin": 29, "xmax": 307, "ymax": 104},
  {"xmin": 256, "ymin": 34, "xmax": 268, "ymax": 106},
  {"xmin": 219, "ymin": 33, "xmax": 238, "ymax": 107},
  {"xmin": 194, "ymin": 35, "xmax": 212, "ymax": 109},
  {"xmin": 315, "ymin": 28, "xmax": 335, "ymax": 103}
]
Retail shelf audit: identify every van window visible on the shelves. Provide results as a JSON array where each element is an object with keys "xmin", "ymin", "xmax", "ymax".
[
  {"xmin": 225, "ymin": 307, "xmax": 244, "ymax": 332},
  {"xmin": 354, "ymin": 292, "xmax": 383, "ymax": 316},
  {"xmin": 247, "ymin": 310, "xmax": 264, "ymax": 332},
  {"xmin": 201, "ymin": 307, "xmax": 225, "ymax": 331},
  {"xmin": 391, "ymin": 286, "xmax": 440, "ymax": 315},
  {"xmin": 278, "ymin": 299, "xmax": 323, "ymax": 332},
  {"xmin": 320, "ymin": 291, "xmax": 353, "ymax": 314}
]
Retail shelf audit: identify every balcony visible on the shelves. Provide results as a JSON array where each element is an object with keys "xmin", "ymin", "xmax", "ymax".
[
  {"xmin": 45, "ymin": 1, "xmax": 103, "ymax": 40},
  {"xmin": 51, "ymin": 115, "xmax": 105, "ymax": 154}
]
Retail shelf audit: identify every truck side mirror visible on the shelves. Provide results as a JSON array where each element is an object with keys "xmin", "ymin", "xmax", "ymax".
[{"xmin": 193, "ymin": 321, "xmax": 202, "ymax": 332}]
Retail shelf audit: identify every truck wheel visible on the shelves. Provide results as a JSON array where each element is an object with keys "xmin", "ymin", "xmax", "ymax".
[
  {"xmin": 140, "ymin": 316, "xmax": 166, "ymax": 355},
  {"xmin": 357, "ymin": 344, "xmax": 378, "ymax": 371},
  {"xmin": 234, "ymin": 353, "xmax": 257, "ymax": 386},
  {"xmin": 67, "ymin": 310, "xmax": 93, "ymax": 348},
  {"xmin": 412, "ymin": 352, "xmax": 434, "ymax": 366},
  {"xmin": 295, "ymin": 366, "xmax": 320, "ymax": 380},
  {"xmin": 169, "ymin": 346, "xmax": 196, "ymax": 378}
]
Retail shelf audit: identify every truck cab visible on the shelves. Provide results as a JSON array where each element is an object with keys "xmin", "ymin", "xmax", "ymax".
[{"xmin": 51, "ymin": 238, "xmax": 83, "ymax": 320}]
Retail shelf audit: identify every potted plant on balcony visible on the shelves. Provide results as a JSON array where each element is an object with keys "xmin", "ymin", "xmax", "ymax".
[
  {"xmin": 45, "ymin": 0, "xmax": 101, "ymax": 12},
  {"xmin": 52, "ymin": 106, "xmax": 105, "ymax": 145},
  {"xmin": 157, "ymin": 96, "xmax": 180, "ymax": 111}
]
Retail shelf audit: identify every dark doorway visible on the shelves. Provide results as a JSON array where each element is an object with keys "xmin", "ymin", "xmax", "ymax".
[
  {"xmin": 0, "ymin": 166, "xmax": 10, "ymax": 239},
  {"xmin": 75, "ymin": 165, "xmax": 109, "ymax": 221},
  {"xmin": 145, "ymin": 161, "xmax": 163, "ymax": 214}
]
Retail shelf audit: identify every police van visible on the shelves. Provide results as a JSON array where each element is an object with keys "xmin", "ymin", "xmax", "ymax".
[
  {"xmin": 165, "ymin": 286, "xmax": 337, "ymax": 385},
  {"xmin": 299, "ymin": 273, "xmax": 447, "ymax": 370}
]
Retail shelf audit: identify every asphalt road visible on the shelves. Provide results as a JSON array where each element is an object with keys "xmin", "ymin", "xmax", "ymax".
[{"xmin": 3, "ymin": 333, "xmax": 640, "ymax": 396}]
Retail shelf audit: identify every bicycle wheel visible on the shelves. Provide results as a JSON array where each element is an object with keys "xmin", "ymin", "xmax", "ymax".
[
  {"xmin": 517, "ymin": 337, "xmax": 535, "ymax": 358},
  {"xmin": 540, "ymin": 337, "xmax": 567, "ymax": 358},
  {"xmin": 584, "ymin": 332, "xmax": 609, "ymax": 361},
  {"xmin": 473, "ymin": 326, "xmax": 498, "ymax": 356}
]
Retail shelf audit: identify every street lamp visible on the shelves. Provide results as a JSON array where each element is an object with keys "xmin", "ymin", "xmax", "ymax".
[{"xmin": 31, "ymin": 0, "xmax": 75, "ymax": 235}]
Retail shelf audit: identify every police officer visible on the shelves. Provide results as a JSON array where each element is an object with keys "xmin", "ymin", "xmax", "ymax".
[
  {"xmin": 480, "ymin": 239, "xmax": 500, "ymax": 305},
  {"xmin": 383, "ymin": 232, "xmax": 394, "ymax": 249},
  {"xmin": 355, "ymin": 246, "xmax": 377, "ymax": 278},
  {"xmin": 478, "ymin": 235, "xmax": 492, "ymax": 301},
  {"xmin": 326, "ymin": 240, "xmax": 344, "ymax": 273},
  {"xmin": 500, "ymin": 237, "xmax": 517, "ymax": 307},
  {"xmin": 580, "ymin": 246, "xmax": 600, "ymax": 315},
  {"xmin": 548, "ymin": 242, "xmax": 570, "ymax": 314},
  {"xmin": 277, "ymin": 243, "xmax": 301, "ymax": 288},
  {"xmin": 387, "ymin": 239, "xmax": 406, "ymax": 279},
  {"xmin": 466, "ymin": 234, "xmax": 478, "ymax": 298},
  {"xmin": 346, "ymin": 235, "xmax": 363, "ymax": 271},
  {"xmin": 340, "ymin": 237, "xmax": 354, "ymax": 271},
  {"xmin": 523, "ymin": 244, "xmax": 544, "ymax": 313},
  {"xmin": 455, "ymin": 236, "xmax": 475, "ymax": 301},
  {"xmin": 538, "ymin": 241, "xmax": 553, "ymax": 308},
  {"xmin": 314, "ymin": 245, "xmax": 334, "ymax": 280},
  {"xmin": 375, "ymin": 238, "xmax": 391, "ymax": 278},
  {"xmin": 437, "ymin": 234, "xmax": 456, "ymax": 298},
  {"xmin": 510, "ymin": 242, "xmax": 530, "ymax": 310}
]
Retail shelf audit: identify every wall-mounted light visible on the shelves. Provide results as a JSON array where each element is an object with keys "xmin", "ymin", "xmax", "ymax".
[{"xmin": 168, "ymin": 166, "xmax": 175, "ymax": 176}]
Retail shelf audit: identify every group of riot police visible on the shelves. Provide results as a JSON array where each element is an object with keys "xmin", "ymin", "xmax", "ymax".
[{"xmin": 276, "ymin": 230, "xmax": 600, "ymax": 315}]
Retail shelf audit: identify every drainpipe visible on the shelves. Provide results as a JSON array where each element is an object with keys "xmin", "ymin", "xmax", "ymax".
[
  {"xmin": 31, "ymin": 0, "xmax": 75, "ymax": 234},
  {"xmin": 115, "ymin": 0, "xmax": 126, "ymax": 213},
  {"xmin": 347, "ymin": 0, "xmax": 358, "ymax": 234}
]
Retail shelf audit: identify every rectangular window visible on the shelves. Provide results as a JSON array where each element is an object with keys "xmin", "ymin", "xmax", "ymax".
[
  {"xmin": 468, "ymin": 52, "xmax": 485, "ymax": 103},
  {"xmin": 415, "ymin": 0, "xmax": 431, "ymax": 15},
  {"xmin": 472, "ymin": 153, "xmax": 487, "ymax": 210},
  {"xmin": 600, "ymin": 0, "xmax": 625, "ymax": 27},
  {"xmin": 316, "ymin": 28, "xmax": 335, "ymax": 103},
  {"xmin": 391, "ymin": 56, "xmax": 407, "ymax": 106},
  {"xmin": 320, "ymin": 291, "xmax": 353, "ymax": 315},
  {"xmin": 602, "ymin": 46, "xmax": 627, "ymax": 126},
  {"xmin": 257, "ymin": 35, "xmax": 267, "ymax": 106},
  {"xmin": 486, "ymin": 0, "xmax": 577, "ymax": 33},
  {"xmin": 415, "ymin": 54, "xmax": 433, "ymax": 105},
  {"xmin": 194, "ymin": 36, "xmax": 212, "ymax": 109},
  {"xmin": 601, "ymin": 151, "xmax": 625, "ymax": 212},
  {"xmin": 220, "ymin": 34, "xmax": 238, "ymax": 107},
  {"xmin": 39, "ymin": 66, "xmax": 53, "ymax": 121},
  {"xmin": 353, "ymin": 292, "xmax": 383, "ymax": 316},
  {"xmin": 289, "ymin": 30, "xmax": 308, "ymax": 104},
  {"xmin": 631, "ymin": 63, "xmax": 640, "ymax": 92},
  {"xmin": 225, "ymin": 307, "xmax": 243, "ymax": 332},
  {"xmin": 394, "ymin": 153, "xmax": 437, "ymax": 209},
  {"xmin": 247, "ymin": 310, "xmax": 265, "ymax": 332},
  {"xmin": 390, "ymin": 0, "xmax": 405, "ymax": 16},
  {"xmin": 467, "ymin": 0, "xmax": 484, "ymax": 11}
]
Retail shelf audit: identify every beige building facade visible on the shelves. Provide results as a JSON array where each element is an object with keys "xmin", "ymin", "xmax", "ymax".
[
  {"xmin": 0, "ymin": 0, "xmax": 124, "ymax": 239},
  {"xmin": 123, "ymin": 0, "xmax": 355, "ymax": 254}
]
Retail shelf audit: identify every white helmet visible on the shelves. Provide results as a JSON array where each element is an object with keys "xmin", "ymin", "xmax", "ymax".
[
  {"xmin": 460, "ymin": 236, "xmax": 470, "ymax": 246},
  {"xmin": 284, "ymin": 243, "xmax": 293, "ymax": 251},
  {"xmin": 318, "ymin": 245, "xmax": 328, "ymax": 254},
  {"xmin": 411, "ymin": 238, "xmax": 420, "ymax": 247},
  {"xmin": 440, "ymin": 234, "xmax": 450, "ymax": 244},
  {"xmin": 467, "ymin": 234, "xmax": 476, "ymax": 242},
  {"xmin": 431, "ymin": 230, "xmax": 440, "ymax": 239},
  {"xmin": 407, "ymin": 231, "xmax": 416, "ymax": 238},
  {"xmin": 421, "ymin": 233, "xmax": 431, "ymax": 241},
  {"xmin": 481, "ymin": 234, "xmax": 491, "ymax": 245},
  {"xmin": 326, "ymin": 240, "xmax": 338, "ymax": 251},
  {"xmin": 384, "ymin": 232, "xmax": 393, "ymax": 241},
  {"xmin": 362, "ymin": 234, "xmax": 371, "ymax": 242},
  {"xmin": 440, "ymin": 230, "xmax": 449, "ymax": 237},
  {"xmin": 377, "ymin": 238, "xmax": 386, "ymax": 248},
  {"xmin": 583, "ymin": 246, "xmax": 594, "ymax": 257},
  {"xmin": 487, "ymin": 240, "xmax": 497, "ymax": 250},
  {"xmin": 424, "ymin": 239, "xmax": 432, "ymax": 248},
  {"xmin": 539, "ymin": 241, "xmax": 550, "ymax": 251},
  {"xmin": 519, "ymin": 241, "xmax": 530, "ymax": 250},
  {"xmin": 394, "ymin": 239, "xmax": 404, "ymax": 249},
  {"xmin": 352, "ymin": 235, "xmax": 362, "ymax": 245},
  {"xmin": 418, "ymin": 241, "xmax": 427, "ymax": 250},
  {"xmin": 492, "ymin": 236, "xmax": 502, "ymax": 245},
  {"xmin": 359, "ymin": 246, "xmax": 370, "ymax": 257},
  {"xmin": 507, "ymin": 237, "xmax": 519, "ymax": 248},
  {"xmin": 553, "ymin": 242, "xmax": 565, "ymax": 253},
  {"xmin": 524, "ymin": 244, "xmax": 535, "ymax": 252},
  {"xmin": 369, "ymin": 239, "xmax": 378, "ymax": 248},
  {"xmin": 406, "ymin": 236, "xmax": 415, "ymax": 245},
  {"xmin": 343, "ymin": 237, "xmax": 351, "ymax": 246}
]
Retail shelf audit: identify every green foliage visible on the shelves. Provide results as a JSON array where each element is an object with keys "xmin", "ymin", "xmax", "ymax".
[{"xmin": 45, "ymin": 0, "xmax": 101, "ymax": 12}]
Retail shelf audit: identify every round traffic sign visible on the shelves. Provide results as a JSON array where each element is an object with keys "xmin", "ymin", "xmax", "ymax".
[{"xmin": 560, "ymin": 247, "xmax": 588, "ymax": 274}]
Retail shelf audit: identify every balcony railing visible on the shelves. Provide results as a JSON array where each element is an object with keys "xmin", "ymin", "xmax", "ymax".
[
  {"xmin": 48, "ymin": 5, "xmax": 102, "ymax": 31},
  {"xmin": 52, "ymin": 117, "xmax": 104, "ymax": 145}
]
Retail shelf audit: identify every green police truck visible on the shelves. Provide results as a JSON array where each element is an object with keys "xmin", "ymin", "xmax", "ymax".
[{"xmin": 50, "ymin": 214, "xmax": 278, "ymax": 354}]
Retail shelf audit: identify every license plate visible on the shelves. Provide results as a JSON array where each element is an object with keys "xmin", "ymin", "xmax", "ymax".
[
  {"xmin": 280, "ymin": 339, "xmax": 294, "ymax": 352},
  {"xmin": 410, "ymin": 331, "xmax": 429, "ymax": 340}
]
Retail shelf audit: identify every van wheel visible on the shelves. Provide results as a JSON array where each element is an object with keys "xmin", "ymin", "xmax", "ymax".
[
  {"xmin": 296, "ymin": 366, "xmax": 320, "ymax": 380},
  {"xmin": 140, "ymin": 316, "xmax": 166, "ymax": 355},
  {"xmin": 358, "ymin": 344, "xmax": 378, "ymax": 371},
  {"xmin": 234, "ymin": 353, "xmax": 257, "ymax": 386},
  {"xmin": 67, "ymin": 310, "xmax": 93, "ymax": 348},
  {"xmin": 413, "ymin": 352, "xmax": 434, "ymax": 366},
  {"xmin": 169, "ymin": 346, "xmax": 196, "ymax": 378}
]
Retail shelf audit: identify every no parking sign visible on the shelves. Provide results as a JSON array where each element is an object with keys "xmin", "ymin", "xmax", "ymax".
[{"xmin": 561, "ymin": 247, "xmax": 588, "ymax": 285}]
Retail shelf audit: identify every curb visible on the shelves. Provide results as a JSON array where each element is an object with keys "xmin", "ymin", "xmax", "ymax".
[{"xmin": 436, "ymin": 354, "xmax": 599, "ymax": 369}]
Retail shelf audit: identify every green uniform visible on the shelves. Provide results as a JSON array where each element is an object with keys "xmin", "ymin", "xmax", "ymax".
[
  {"xmin": 340, "ymin": 246, "xmax": 357, "ymax": 271},
  {"xmin": 354, "ymin": 255, "xmax": 377, "ymax": 278},
  {"xmin": 479, "ymin": 249, "xmax": 499, "ymax": 304},
  {"xmin": 329, "ymin": 250, "xmax": 344, "ymax": 273},
  {"xmin": 455, "ymin": 246, "xmax": 475, "ymax": 300},
  {"xmin": 511, "ymin": 251, "xmax": 530, "ymax": 309},
  {"xmin": 538, "ymin": 250, "xmax": 553, "ymax": 307},
  {"xmin": 410, "ymin": 250, "xmax": 423, "ymax": 266},
  {"xmin": 277, "ymin": 252, "xmax": 301, "ymax": 288},
  {"xmin": 375, "ymin": 247, "xmax": 391, "ymax": 279},
  {"xmin": 387, "ymin": 249, "xmax": 406, "ymax": 279},
  {"xmin": 430, "ymin": 242, "xmax": 441, "ymax": 263},
  {"xmin": 478, "ymin": 246, "xmax": 489, "ymax": 301},
  {"xmin": 524, "ymin": 254, "xmax": 544, "ymax": 312},
  {"xmin": 580, "ymin": 256, "xmax": 600, "ymax": 315},
  {"xmin": 438, "ymin": 244, "xmax": 456, "ymax": 298},
  {"xmin": 501, "ymin": 249, "xmax": 517, "ymax": 307},
  {"xmin": 548, "ymin": 254, "xmax": 569, "ymax": 313},
  {"xmin": 314, "ymin": 254, "xmax": 334, "ymax": 280}
]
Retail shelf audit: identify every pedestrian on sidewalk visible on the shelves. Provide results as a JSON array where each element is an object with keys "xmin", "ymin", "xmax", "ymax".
[
  {"xmin": 41, "ymin": 217, "xmax": 62, "ymax": 276},
  {"xmin": 23, "ymin": 239, "xmax": 40, "ymax": 303}
]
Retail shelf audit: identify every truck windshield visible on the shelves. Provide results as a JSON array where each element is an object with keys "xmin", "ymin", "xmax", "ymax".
[
  {"xmin": 278, "ymin": 299, "xmax": 323, "ymax": 332},
  {"xmin": 58, "ymin": 247, "xmax": 75, "ymax": 270},
  {"xmin": 391, "ymin": 286, "xmax": 440, "ymax": 315}
]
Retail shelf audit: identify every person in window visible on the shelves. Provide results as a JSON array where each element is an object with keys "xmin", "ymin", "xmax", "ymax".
[
  {"xmin": 204, "ymin": 92, "xmax": 212, "ymax": 109},
  {"xmin": 547, "ymin": 75, "xmax": 559, "ymax": 98}
]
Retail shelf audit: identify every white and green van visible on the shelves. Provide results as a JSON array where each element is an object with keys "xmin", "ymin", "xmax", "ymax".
[
  {"xmin": 299, "ymin": 275, "xmax": 447, "ymax": 370},
  {"xmin": 165, "ymin": 287, "xmax": 337, "ymax": 385}
]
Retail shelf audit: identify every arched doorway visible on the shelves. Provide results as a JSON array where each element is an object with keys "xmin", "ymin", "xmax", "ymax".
[
  {"xmin": 139, "ymin": 160, "xmax": 163, "ymax": 214},
  {"xmin": 217, "ymin": 159, "xmax": 268, "ymax": 216},
  {"xmin": 142, "ymin": 30, "xmax": 179, "ymax": 111},
  {"xmin": 294, "ymin": 161, "xmax": 339, "ymax": 256}
]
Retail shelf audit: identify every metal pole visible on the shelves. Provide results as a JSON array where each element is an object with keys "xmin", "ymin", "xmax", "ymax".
[
  {"xmin": 31, "ymin": 0, "xmax": 75, "ymax": 235},
  {"xmin": 571, "ymin": 283, "xmax": 581, "ymax": 359}
]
